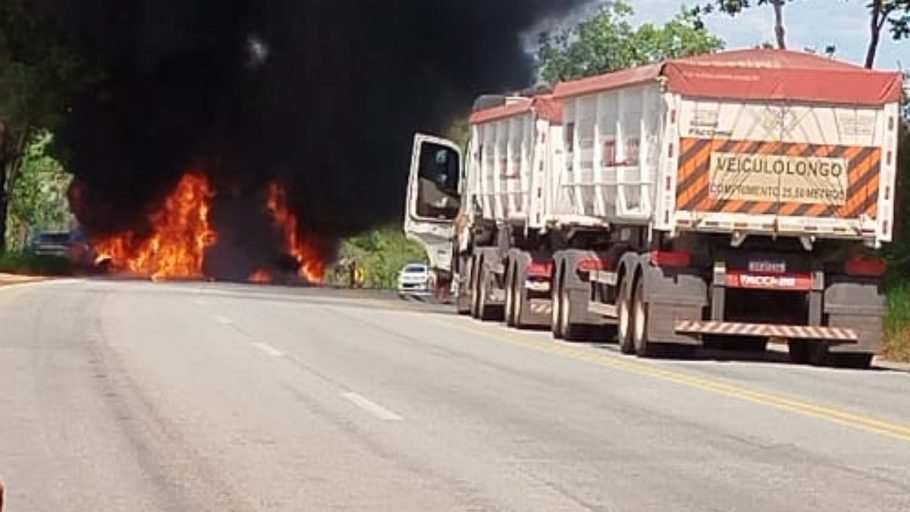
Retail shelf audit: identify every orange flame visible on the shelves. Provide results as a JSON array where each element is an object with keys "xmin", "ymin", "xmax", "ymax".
[
  {"xmin": 265, "ymin": 182, "xmax": 325, "ymax": 283},
  {"xmin": 94, "ymin": 173, "xmax": 217, "ymax": 280},
  {"xmin": 248, "ymin": 268, "xmax": 273, "ymax": 284}
]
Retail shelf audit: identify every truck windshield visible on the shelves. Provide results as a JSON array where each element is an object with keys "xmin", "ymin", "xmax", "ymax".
[{"xmin": 416, "ymin": 142, "xmax": 460, "ymax": 220}]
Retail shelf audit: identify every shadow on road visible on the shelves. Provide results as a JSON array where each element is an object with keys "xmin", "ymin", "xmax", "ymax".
[{"xmin": 584, "ymin": 339, "xmax": 909, "ymax": 373}]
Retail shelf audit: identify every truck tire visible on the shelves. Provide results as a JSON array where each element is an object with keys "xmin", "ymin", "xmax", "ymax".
[
  {"xmin": 469, "ymin": 254, "xmax": 483, "ymax": 318},
  {"xmin": 512, "ymin": 273, "xmax": 534, "ymax": 330},
  {"xmin": 504, "ymin": 260, "xmax": 517, "ymax": 326},
  {"xmin": 631, "ymin": 277, "xmax": 660, "ymax": 357},
  {"xmin": 787, "ymin": 341, "xmax": 812, "ymax": 364},
  {"xmin": 812, "ymin": 342, "xmax": 873, "ymax": 369},
  {"xmin": 555, "ymin": 262, "xmax": 592, "ymax": 341},
  {"xmin": 706, "ymin": 336, "xmax": 766, "ymax": 352},
  {"xmin": 551, "ymin": 250, "xmax": 605, "ymax": 341},
  {"xmin": 506, "ymin": 251, "xmax": 535, "ymax": 329},
  {"xmin": 550, "ymin": 257, "xmax": 564, "ymax": 339},
  {"xmin": 558, "ymin": 278, "xmax": 580, "ymax": 340},
  {"xmin": 828, "ymin": 352, "xmax": 874, "ymax": 369},
  {"xmin": 788, "ymin": 341, "xmax": 872, "ymax": 369},
  {"xmin": 617, "ymin": 274, "xmax": 635, "ymax": 354},
  {"xmin": 475, "ymin": 261, "xmax": 502, "ymax": 321},
  {"xmin": 456, "ymin": 256, "xmax": 473, "ymax": 315},
  {"xmin": 741, "ymin": 338, "xmax": 768, "ymax": 352}
]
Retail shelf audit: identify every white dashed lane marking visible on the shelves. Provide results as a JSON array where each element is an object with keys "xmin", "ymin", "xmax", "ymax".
[
  {"xmin": 251, "ymin": 342, "xmax": 285, "ymax": 358},
  {"xmin": 341, "ymin": 392, "xmax": 403, "ymax": 421},
  {"xmin": 212, "ymin": 314, "xmax": 233, "ymax": 325}
]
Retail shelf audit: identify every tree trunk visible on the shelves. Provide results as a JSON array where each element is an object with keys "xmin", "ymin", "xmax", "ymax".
[
  {"xmin": 0, "ymin": 122, "xmax": 30, "ymax": 252},
  {"xmin": 773, "ymin": 0, "xmax": 787, "ymax": 49},
  {"xmin": 0, "ymin": 120, "xmax": 10, "ymax": 253},
  {"xmin": 865, "ymin": 0, "xmax": 883, "ymax": 68},
  {"xmin": 7, "ymin": 127, "xmax": 30, "ymax": 190}
]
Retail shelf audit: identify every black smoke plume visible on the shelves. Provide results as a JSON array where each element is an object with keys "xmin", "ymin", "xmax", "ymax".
[{"xmin": 43, "ymin": 0, "xmax": 588, "ymax": 278}]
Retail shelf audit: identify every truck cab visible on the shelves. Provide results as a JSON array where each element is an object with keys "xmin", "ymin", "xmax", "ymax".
[{"xmin": 404, "ymin": 133, "xmax": 463, "ymax": 291}]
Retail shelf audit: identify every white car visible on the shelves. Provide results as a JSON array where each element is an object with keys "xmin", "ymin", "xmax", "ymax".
[{"xmin": 397, "ymin": 263, "xmax": 432, "ymax": 296}]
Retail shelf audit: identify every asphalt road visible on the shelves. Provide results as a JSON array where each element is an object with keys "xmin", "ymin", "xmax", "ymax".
[{"xmin": 1, "ymin": 279, "xmax": 909, "ymax": 511}]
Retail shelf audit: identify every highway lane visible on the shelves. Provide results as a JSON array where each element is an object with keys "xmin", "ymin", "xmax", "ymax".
[{"xmin": 0, "ymin": 279, "xmax": 909, "ymax": 511}]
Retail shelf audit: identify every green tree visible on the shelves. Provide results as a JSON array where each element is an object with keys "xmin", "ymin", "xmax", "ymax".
[
  {"xmin": 7, "ymin": 130, "xmax": 74, "ymax": 250},
  {"xmin": 536, "ymin": 1, "xmax": 723, "ymax": 85},
  {"xmin": 0, "ymin": 1, "xmax": 94, "ymax": 250},
  {"xmin": 330, "ymin": 226, "xmax": 428, "ymax": 288},
  {"xmin": 864, "ymin": 0, "xmax": 910, "ymax": 68}
]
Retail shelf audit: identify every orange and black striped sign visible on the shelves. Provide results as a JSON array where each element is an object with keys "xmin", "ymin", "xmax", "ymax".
[{"xmin": 675, "ymin": 138, "xmax": 881, "ymax": 219}]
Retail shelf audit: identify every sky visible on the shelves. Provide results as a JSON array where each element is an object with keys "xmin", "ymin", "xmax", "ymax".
[{"xmin": 629, "ymin": 0, "xmax": 907, "ymax": 70}]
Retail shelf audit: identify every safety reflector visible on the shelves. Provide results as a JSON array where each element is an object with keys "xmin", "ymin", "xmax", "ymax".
[
  {"xmin": 844, "ymin": 258, "xmax": 887, "ymax": 277},
  {"xmin": 577, "ymin": 257, "xmax": 608, "ymax": 273},
  {"xmin": 649, "ymin": 250, "xmax": 691, "ymax": 268},
  {"xmin": 675, "ymin": 321, "xmax": 858, "ymax": 341},
  {"xmin": 527, "ymin": 261, "xmax": 553, "ymax": 278}
]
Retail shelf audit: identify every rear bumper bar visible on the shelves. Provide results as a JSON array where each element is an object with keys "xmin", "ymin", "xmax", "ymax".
[{"xmin": 675, "ymin": 320, "xmax": 858, "ymax": 341}]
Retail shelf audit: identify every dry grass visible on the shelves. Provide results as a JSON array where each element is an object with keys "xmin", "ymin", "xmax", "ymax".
[
  {"xmin": 883, "ymin": 283, "xmax": 910, "ymax": 362},
  {"xmin": 883, "ymin": 326, "xmax": 910, "ymax": 362}
]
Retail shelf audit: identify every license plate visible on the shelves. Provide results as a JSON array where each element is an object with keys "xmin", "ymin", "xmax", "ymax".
[{"xmin": 748, "ymin": 260, "xmax": 786, "ymax": 273}]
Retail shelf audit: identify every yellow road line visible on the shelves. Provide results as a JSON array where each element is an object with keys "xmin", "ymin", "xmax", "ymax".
[{"xmin": 360, "ymin": 298, "xmax": 910, "ymax": 444}]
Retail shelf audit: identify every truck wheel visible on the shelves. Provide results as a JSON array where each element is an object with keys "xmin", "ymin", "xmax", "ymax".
[
  {"xmin": 789, "ymin": 340, "xmax": 835, "ymax": 365},
  {"xmin": 788, "ymin": 341, "xmax": 812, "ymax": 364},
  {"xmin": 632, "ymin": 278, "xmax": 659, "ymax": 357},
  {"xmin": 828, "ymin": 352, "xmax": 874, "ymax": 369},
  {"xmin": 476, "ymin": 263, "xmax": 501, "ymax": 321},
  {"xmin": 741, "ymin": 338, "xmax": 768, "ymax": 352},
  {"xmin": 504, "ymin": 261, "xmax": 516, "ymax": 326},
  {"xmin": 558, "ymin": 281, "xmax": 587, "ymax": 340},
  {"xmin": 456, "ymin": 257, "xmax": 473, "ymax": 315},
  {"xmin": 558, "ymin": 282, "xmax": 570, "ymax": 338},
  {"xmin": 551, "ymin": 261, "xmax": 564, "ymax": 339},
  {"xmin": 470, "ymin": 255, "xmax": 482, "ymax": 319},
  {"xmin": 508, "ymin": 260, "xmax": 535, "ymax": 328},
  {"xmin": 617, "ymin": 275, "xmax": 635, "ymax": 354},
  {"xmin": 553, "ymin": 262, "xmax": 588, "ymax": 341},
  {"xmin": 708, "ymin": 336, "xmax": 766, "ymax": 352},
  {"xmin": 799, "ymin": 341, "xmax": 873, "ymax": 369},
  {"xmin": 512, "ymin": 267, "xmax": 533, "ymax": 329}
]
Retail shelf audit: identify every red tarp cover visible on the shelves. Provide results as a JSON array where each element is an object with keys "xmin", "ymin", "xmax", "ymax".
[
  {"xmin": 552, "ymin": 64, "xmax": 663, "ymax": 100},
  {"xmin": 469, "ymin": 98, "xmax": 532, "ymax": 124},
  {"xmin": 469, "ymin": 95, "xmax": 563, "ymax": 125},
  {"xmin": 553, "ymin": 49, "xmax": 904, "ymax": 106}
]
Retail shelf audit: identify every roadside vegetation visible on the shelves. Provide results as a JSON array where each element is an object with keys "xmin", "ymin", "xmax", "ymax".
[
  {"xmin": 884, "ymin": 283, "xmax": 910, "ymax": 361},
  {"xmin": 327, "ymin": 226, "xmax": 427, "ymax": 289},
  {"xmin": 0, "ymin": 130, "xmax": 74, "ymax": 276},
  {"xmin": 6, "ymin": 130, "xmax": 74, "ymax": 250},
  {"xmin": 0, "ymin": 251, "xmax": 71, "ymax": 275},
  {"xmin": 0, "ymin": 129, "xmax": 76, "ymax": 275},
  {"xmin": 883, "ymin": 125, "xmax": 910, "ymax": 361}
]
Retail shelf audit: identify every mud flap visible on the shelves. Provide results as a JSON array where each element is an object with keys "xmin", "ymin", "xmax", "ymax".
[
  {"xmin": 641, "ymin": 264, "xmax": 707, "ymax": 345},
  {"xmin": 476, "ymin": 247, "xmax": 505, "ymax": 306},
  {"xmin": 560, "ymin": 250, "xmax": 606, "ymax": 327},
  {"xmin": 824, "ymin": 277, "xmax": 885, "ymax": 354},
  {"xmin": 509, "ymin": 250, "xmax": 550, "ymax": 328}
]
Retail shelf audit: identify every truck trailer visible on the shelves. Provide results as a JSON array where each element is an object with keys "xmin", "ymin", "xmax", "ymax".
[{"xmin": 405, "ymin": 49, "xmax": 904, "ymax": 368}]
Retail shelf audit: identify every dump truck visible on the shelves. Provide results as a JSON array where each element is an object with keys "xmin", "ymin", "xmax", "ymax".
[{"xmin": 405, "ymin": 49, "xmax": 904, "ymax": 368}]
